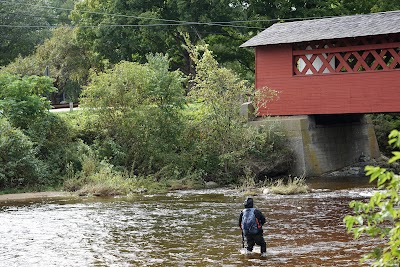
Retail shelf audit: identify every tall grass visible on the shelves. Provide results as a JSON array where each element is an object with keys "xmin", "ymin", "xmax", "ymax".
[
  {"xmin": 237, "ymin": 167, "xmax": 263, "ymax": 196},
  {"xmin": 63, "ymin": 152, "xmax": 207, "ymax": 196},
  {"xmin": 267, "ymin": 176, "xmax": 310, "ymax": 195}
]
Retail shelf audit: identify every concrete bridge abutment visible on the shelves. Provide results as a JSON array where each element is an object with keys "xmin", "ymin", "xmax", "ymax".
[{"xmin": 250, "ymin": 114, "xmax": 380, "ymax": 176}]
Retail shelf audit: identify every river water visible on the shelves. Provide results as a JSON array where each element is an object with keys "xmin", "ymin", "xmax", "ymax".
[{"xmin": 0, "ymin": 177, "xmax": 380, "ymax": 267}]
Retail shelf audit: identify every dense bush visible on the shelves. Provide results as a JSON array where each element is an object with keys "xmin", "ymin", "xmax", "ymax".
[
  {"xmin": 76, "ymin": 49, "xmax": 290, "ymax": 188},
  {"xmin": 0, "ymin": 73, "xmax": 55, "ymax": 129},
  {"xmin": 80, "ymin": 54, "xmax": 186, "ymax": 175},
  {"xmin": 0, "ymin": 51, "xmax": 291, "ymax": 193},
  {"xmin": 0, "ymin": 118, "xmax": 44, "ymax": 189},
  {"xmin": 25, "ymin": 113, "xmax": 82, "ymax": 181},
  {"xmin": 2, "ymin": 27, "xmax": 94, "ymax": 103},
  {"xmin": 0, "ymin": 72, "xmax": 81, "ymax": 189},
  {"xmin": 182, "ymin": 45, "xmax": 286, "ymax": 184},
  {"xmin": 344, "ymin": 129, "xmax": 400, "ymax": 266},
  {"xmin": 370, "ymin": 113, "xmax": 400, "ymax": 156}
]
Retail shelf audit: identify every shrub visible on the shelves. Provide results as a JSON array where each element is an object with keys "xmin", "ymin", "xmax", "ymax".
[
  {"xmin": 0, "ymin": 73, "xmax": 56, "ymax": 129},
  {"xmin": 25, "ymin": 112, "xmax": 79, "ymax": 182},
  {"xmin": 344, "ymin": 129, "xmax": 400, "ymax": 266},
  {"xmin": 0, "ymin": 73, "xmax": 81, "ymax": 189},
  {"xmin": 80, "ymin": 54, "xmax": 186, "ymax": 174},
  {"xmin": 0, "ymin": 118, "xmax": 45, "ymax": 189},
  {"xmin": 370, "ymin": 113, "xmax": 400, "ymax": 157},
  {"xmin": 184, "ymin": 44, "xmax": 287, "ymax": 184},
  {"xmin": 63, "ymin": 151, "xmax": 133, "ymax": 196}
]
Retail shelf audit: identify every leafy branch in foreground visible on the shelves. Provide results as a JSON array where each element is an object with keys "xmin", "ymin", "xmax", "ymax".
[{"xmin": 344, "ymin": 129, "xmax": 400, "ymax": 266}]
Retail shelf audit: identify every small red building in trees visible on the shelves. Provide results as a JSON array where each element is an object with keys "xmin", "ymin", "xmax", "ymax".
[{"xmin": 241, "ymin": 11, "xmax": 400, "ymax": 117}]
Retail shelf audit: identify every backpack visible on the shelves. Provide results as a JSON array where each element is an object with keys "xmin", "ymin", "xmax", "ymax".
[{"xmin": 241, "ymin": 208, "xmax": 261, "ymax": 235}]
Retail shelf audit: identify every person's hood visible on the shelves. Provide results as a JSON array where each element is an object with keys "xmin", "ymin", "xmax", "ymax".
[{"xmin": 243, "ymin": 197, "xmax": 253, "ymax": 208}]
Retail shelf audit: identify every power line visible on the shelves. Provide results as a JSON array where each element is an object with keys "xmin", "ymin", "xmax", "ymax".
[
  {"xmin": 0, "ymin": 0, "xmax": 253, "ymax": 28},
  {"xmin": 0, "ymin": 0, "xmax": 350, "ymax": 25},
  {"xmin": 1, "ymin": 0, "xmax": 381, "ymax": 30},
  {"xmin": 0, "ymin": 23, "xmax": 183, "ymax": 28},
  {"xmin": 0, "ymin": 23, "xmax": 230, "ymax": 36},
  {"xmin": 0, "ymin": 0, "xmax": 293, "ymax": 30},
  {"xmin": 0, "ymin": 10, "xmax": 64, "ymax": 20}
]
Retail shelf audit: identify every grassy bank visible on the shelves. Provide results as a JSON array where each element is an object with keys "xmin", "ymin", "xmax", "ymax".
[
  {"xmin": 238, "ymin": 171, "xmax": 310, "ymax": 196},
  {"xmin": 267, "ymin": 176, "xmax": 310, "ymax": 195}
]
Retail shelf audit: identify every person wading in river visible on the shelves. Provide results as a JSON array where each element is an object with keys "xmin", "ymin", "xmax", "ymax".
[{"xmin": 238, "ymin": 197, "xmax": 267, "ymax": 257}]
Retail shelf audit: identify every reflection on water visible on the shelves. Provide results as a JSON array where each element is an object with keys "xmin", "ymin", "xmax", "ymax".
[{"xmin": 0, "ymin": 179, "xmax": 378, "ymax": 266}]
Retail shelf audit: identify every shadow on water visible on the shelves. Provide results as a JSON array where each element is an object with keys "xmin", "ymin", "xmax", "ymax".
[{"xmin": 0, "ymin": 177, "xmax": 379, "ymax": 266}]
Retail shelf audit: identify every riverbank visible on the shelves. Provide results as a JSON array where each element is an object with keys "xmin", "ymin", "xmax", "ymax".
[
  {"xmin": 0, "ymin": 191, "xmax": 72, "ymax": 203},
  {"xmin": 322, "ymin": 155, "xmax": 400, "ymax": 178},
  {"xmin": 0, "ymin": 155, "xmax": 396, "ymax": 203}
]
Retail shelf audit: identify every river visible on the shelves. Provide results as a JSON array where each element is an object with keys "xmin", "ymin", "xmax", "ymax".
[{"xmin": 0, "ymin": 177, "xmax": 379, "ymax": 266}]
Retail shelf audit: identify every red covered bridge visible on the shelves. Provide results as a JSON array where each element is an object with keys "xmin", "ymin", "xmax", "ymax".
[{"xmin": 241, "ymin": 11, "xmax": 400, "ymax": 176}]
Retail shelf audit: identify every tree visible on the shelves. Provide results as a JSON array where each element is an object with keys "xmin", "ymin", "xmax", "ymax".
[
  {"xmin": 0, "ymin": 0, "xmax": 50, "ymax": 66},
  {"xmin": 70, "ymin": 0, "xmax": 255, "ymax": 77},
  {"xmin": 341, "ymin": 0, "xmax": 400, "ymax": 14},
  {"xmin": 344, "ymin": 129, "xmax": 400, "ymax": 266},
  {"xmin": 243, "ymin": 0, "xmax": 345, "ymax": 22},
  {"xmin": 0, "ymin": 117, "xmax": 43, "ymax": 189},
  {"xmin": 0, "ymin": 0, "xmax": 75, "ymax": 67},
  {"xmin": 184, "ymin": 43, "xmax": 282, "ymax": 182},
  {"xmin": 0, "ymin": 72, "xmax": 82, "ymax": 188},
  {"xmin": 0, "ymin": 72, "xmax": 56, "ymax": 129},
  {"xmin": 2, "ymin": 27, "xmax": 94, "ymax": 103},
  {"xmin": 0, "ymin": 73, "xmax": 67, "ymax": 189},
  {"xmin": 80, "ymin": 54, "xmax": 186, "ymax": 173}
]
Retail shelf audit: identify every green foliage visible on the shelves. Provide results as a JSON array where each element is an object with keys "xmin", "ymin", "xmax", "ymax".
[
  {"xmin": 80, "ymin": 54, "xmax": 186, "ymax": 173},
  {"xmin": 70, "ymin": 0, "xmax": 257, "ymax": 77},
  {"xmin": 344, "ymin": 129, "xmax": 400, "ymax": 266},
  {"xmin": 63, "ymin": 147, "xmax": 200, "ymax": 195},
  {"xmin": 25, "ymin": 112, "xmax": 82, "ymax": 181},
  {"xmin": 63, "ymin": 150, "xmax": 134, "ymax": 196},
  {"xmin": 341, "ymin": 0, "xmax": 400, "ymax": 14},
  {"xmin": 183, "ymin": 44, "xmax": 285, "ymax": 183},
  {"xmin": 0, "ymin": 0, "xmax": 75, "ymax": 66},
  {"xmin": 185, "ymin": 44, "xmax": 253, "ymax": 180},
  {"xmin": 370, "ymin": 114, "xmax": 400, "ymax": 157},
  {"xmin": 246, "ymin": 123, "xmax": 290, "ymax": 160},
  {"xmin": 77, "ymin": 49, "xmax": 290, "ymax": 188},
  {"xmin": 0, "ymin": 73, "xmax": 56, "ymax": 129},
  {"xmin": 0, "ymin": 0, "xmax": 51, "ymax": 66},
  {"xmin": 0, "ymin": 118, "xmax": 44, "ymax": 189},
  {"xmin": 2, "ymin": 27, "xmax": 95, "ymax": 103},
  {"xmin": 0, "ymin": 72, "xmax": 84, "ymax": 188},
  {"xmin": 0, "ymin": 46, "xmax": 291, "ymax": 193}
]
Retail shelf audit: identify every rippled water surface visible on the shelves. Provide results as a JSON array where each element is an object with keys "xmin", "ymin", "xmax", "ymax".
[{"xmin": 0, "ymin": 178, "xmax": 379, "ymax": 266}]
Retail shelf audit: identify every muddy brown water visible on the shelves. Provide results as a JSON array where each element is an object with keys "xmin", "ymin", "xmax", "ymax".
[{"xmin": 0, "ymin": 177, "xmax": 380, "ymax": 266}]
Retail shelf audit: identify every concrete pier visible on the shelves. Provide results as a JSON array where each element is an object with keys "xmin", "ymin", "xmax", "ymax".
[{"xmin": 250, "ymin": 114, "xmax": 380, "ymax": 176}]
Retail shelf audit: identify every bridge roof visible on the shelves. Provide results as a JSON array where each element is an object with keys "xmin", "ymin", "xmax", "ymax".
[{"xmin": 241, "ymin": 10, "xmax": 400, "ymax": 47}]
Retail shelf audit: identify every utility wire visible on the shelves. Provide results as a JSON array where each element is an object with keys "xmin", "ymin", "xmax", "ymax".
[
  {"xmin": 0, "ymin": 10, "xmax": 63, "ymax": 20},
  {"xmin": 0, "ymin": 23, "xmax": 231, "ymax": 36},
  {"xmin": 0, "ymin": 0, "xmax": 241, "ymax": 26},
  {"xmin": 0, "ymin": 21, "xmax": 263, "ymax": 30},
  {"xmin": 0, "ymin": 23, "xmax": 190, "ymax": 28},
  {"xmin": 0, "ymin": 0, "xmax": 341, "ymax": 30},
  {"xmin": 2, "ymin": 0, "xmax": 383, "ymax": 29}
]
